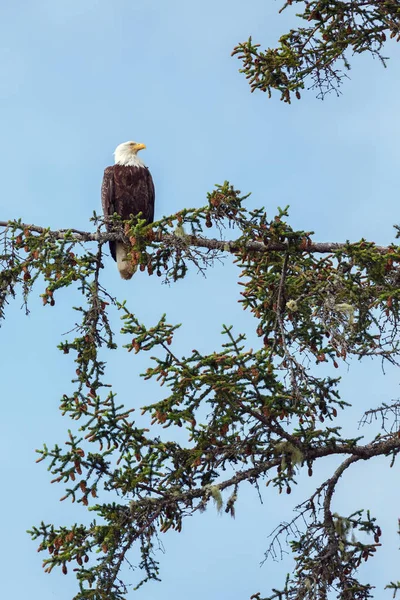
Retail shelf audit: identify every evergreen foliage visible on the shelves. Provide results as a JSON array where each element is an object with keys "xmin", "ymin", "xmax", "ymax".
[
  {"xmin": 1, "ymin": 1, "xmax": 400, "ymax": 598},
  {"xmin": 233, "ymin": 0, "xmax": 400, "ymax": 101},
  {"xmin": 2, "ymin": 189, "xmax": 400, "ymax": 598}
]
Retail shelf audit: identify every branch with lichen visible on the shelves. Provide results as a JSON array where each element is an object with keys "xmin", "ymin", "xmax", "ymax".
[{"xmin": 0, "ymin": 218, "xmax": 398, "ymax": 255}]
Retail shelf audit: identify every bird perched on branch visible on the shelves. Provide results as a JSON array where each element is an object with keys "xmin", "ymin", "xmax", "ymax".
[{"xmin": 101, "ymin": 141, "xmax": 155, "ymax": 279}]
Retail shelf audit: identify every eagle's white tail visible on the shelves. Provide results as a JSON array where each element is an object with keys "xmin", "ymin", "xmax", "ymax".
[{"xmin": 116, "ymin": 242, "xmax": 136, "ymax": 280}]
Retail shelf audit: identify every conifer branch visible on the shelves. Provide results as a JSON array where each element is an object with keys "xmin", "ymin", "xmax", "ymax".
[{"xmin": 0, "ymin": 220, "xmax": 395, "ymax": 255}]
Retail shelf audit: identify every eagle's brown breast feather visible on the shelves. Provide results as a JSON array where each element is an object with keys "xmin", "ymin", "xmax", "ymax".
[{"xmin": 101, "ymin": 165, "xmax": 155, "ymax": 262}]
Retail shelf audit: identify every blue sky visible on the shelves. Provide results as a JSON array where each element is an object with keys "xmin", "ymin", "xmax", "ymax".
[{"xmin": 1, "ymin": 1, "xmax": 400, "ymax": 598}]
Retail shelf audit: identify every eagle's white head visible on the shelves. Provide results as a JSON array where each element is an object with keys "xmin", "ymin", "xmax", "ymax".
[{"xmin": 114, "ymin": 141, "xmax": 147, "ymax": 167}]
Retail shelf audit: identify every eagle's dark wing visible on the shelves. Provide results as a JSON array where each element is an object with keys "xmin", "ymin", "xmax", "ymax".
[
  {"xmin": 113, "ymin": 166, "xmax": 155, "ymax": 224},
  {"xmin": 101, "ymin": 166, "xmax": 117, "ymax": 261},
  {"xmin": 101, "ymin": 165, "xmax": 156, "ymax": 264},
  {"xmin": 144, "ymin": 167, "xmax": 155, "ymax": 224}
]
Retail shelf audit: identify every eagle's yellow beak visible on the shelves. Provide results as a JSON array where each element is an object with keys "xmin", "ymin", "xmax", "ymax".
[{"xmin": 135, "ymin": 143, "xmax": 146, "ymax": 152}]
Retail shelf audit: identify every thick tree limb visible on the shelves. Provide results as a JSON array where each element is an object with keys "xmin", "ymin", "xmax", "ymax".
[
  {"xmin": 0, "ymin": 220, "xmax": 394, "ymax": 254},
  {"xmin": 125, "ymin": 435, "xmax": 400, "ymax": 511}
]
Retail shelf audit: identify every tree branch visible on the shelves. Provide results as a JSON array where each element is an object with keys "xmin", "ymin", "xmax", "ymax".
[{"xmin": 0, "ymin": 220, "xmax": 395, "ymax": 255}]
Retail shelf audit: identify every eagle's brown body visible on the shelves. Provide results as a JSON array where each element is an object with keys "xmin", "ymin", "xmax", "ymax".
[{"xmin": 101, "ymin": 164, "xmax": 155, "ymax": 278}]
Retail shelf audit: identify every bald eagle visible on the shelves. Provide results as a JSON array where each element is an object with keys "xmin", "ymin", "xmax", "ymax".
[{"xmin": 101, "ymin": 141, "xmax": 155, "ymax": 279}]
